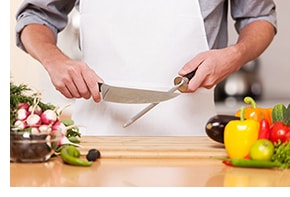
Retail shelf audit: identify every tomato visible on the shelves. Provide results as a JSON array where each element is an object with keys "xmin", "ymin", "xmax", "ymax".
[
  {"xmin": 269, "ymin": 122, "xmax": 290, "ymax": 143},
  {"xmin": 249, "ymin": 139, "xmax": 274, "ymax": 161}
]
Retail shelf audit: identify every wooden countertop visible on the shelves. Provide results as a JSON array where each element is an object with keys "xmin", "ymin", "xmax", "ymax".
[{"xmin": 10, "ymin": 136, "xmax": 290, "ymax": 187}]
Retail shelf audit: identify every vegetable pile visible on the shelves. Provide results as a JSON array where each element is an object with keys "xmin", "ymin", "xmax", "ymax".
[
  {"xmin": 10, "ymin": 82, "xmax": 80, "ymax": 144},
  {"xmin": 209, "ymin": 96, "xmax": 290, "ymax": 169},
  {"xmin": 10, "ymin": 82, "xmax": 101, "ymax": 166}
]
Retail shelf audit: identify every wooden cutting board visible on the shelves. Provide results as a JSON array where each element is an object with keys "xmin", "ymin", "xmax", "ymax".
[{"xmin": 79, "ymin": 136, "xmax": 227, "ymax": 159}]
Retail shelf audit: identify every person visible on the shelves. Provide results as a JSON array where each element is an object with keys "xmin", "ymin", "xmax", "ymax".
[{"xmin": 15, "ymin": 0, "xmax": 277, "ymax": 136}]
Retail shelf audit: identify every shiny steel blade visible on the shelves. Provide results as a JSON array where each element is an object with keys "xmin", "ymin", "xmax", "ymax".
[
  {"xmin": 123, "ymin": 78, "xmax": 186, "ymax": 127},
  {"xmin": 99, "ymin": 83, "xmax": 179, "ymax": 104}
]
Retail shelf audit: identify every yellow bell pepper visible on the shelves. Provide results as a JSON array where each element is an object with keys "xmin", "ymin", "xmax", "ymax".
[
  {"xmin": 235, "ymin": 96, "xmax": 272, "ymax": 124},
  {"xmin": 225, "ymin": 106, "xmax": 259, "ymax": 159}
]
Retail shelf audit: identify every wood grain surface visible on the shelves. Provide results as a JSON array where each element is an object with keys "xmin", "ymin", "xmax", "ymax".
[{"xmin": 78, "ymin": 136, "xmax": 227, "ymax": 159}]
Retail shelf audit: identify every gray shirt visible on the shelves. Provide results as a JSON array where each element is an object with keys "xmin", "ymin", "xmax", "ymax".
[{"xmin": 15, "ymin": 0, "xmax": 277, "ymax": 51}]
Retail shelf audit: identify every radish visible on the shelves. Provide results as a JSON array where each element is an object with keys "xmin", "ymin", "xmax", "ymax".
[
  {"xmin": 13, "ymin": 120, "xmax": 27, "ymax": 130},
  {"xmin": 52, "ymin": 120, "xmax": 66, "ymax": 134},
  {"xmin": 18, "ymin": 102, "xmax": 30, "ymax": 110},
  {"xmin": 41, "ymin": 109, "xmax": 58, "ymax": 125},
  {"xmin": 59, "ymin": 133, "xmax": 82, "ymax": 147},
  {"xmin": 26, "ymin": 113, "xmax": 42, "ymax": 127},
  {"xmin": 55, "ymin": 103, "xmax": 71, "ymax": 116},
  {"xmin": 38, "ymin": 124, "xmax": 52, "ymax": 134},
  {"xmin": 31, "ymin": 127, "xmax": 40, "ymax": 135},
  {"xmin": 28, "ymin": 104, "xmax": 42, "ymax": 115},
  {"xmin": 52, "ymin": 120, "xmax": 79, "ymax": 135},
  {"xmin": 17, "ymin": 108, "xmax": 29, "ymax": 120}
]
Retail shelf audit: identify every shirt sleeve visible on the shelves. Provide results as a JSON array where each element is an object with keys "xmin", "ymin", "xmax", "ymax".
[
  {"xmin": 15, "ymin": 0, "xmax": 77, "ymax": 51},
  {"xmin": 230, "ymin": 0, "xmax": 277, "ymax": 33}
]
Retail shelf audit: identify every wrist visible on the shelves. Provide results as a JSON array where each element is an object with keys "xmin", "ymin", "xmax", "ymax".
[
  {"xmin": 41, "ymin": 46, "xmax": 69, "ymax": 70},
  {"xmin": 227, "ymin": 44, "xmax": 248, "ymax": 71}
]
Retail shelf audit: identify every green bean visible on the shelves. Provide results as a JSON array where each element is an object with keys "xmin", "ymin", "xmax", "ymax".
[
  {"xmin": 224, "ymin": 158, "xmax": 282, "ymax": 168},
  {"xmin": 61, "ymin": 145, "xmax": 93, "ymax": 167}
]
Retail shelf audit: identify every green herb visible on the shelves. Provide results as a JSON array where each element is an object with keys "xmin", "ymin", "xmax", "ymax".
[
  {"xmin": 63, "ymin": 120, "xmax": 81, "ymax": 140},
  {"xmin": 272, "ymin": 141, "xmax": 290, "ymax": 169}
]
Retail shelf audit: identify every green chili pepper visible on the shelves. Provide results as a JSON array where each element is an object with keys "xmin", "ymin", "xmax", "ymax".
[
  {"xmin": 223, "ymin": 158, "xmax": 282, "ymax": 168},
  {"xmin": 60, "ymin": 145, "xmax": 93, "ymax": 167}
]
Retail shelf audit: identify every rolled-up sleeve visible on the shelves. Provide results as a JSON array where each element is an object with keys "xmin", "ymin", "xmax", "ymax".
[
  {"xmin": 231, "ymin": 0, "xmax": 277, "ymax": 33},
  {"xmin": 15, "ymin": 0, "xmax": 77, "ymax": 51}
]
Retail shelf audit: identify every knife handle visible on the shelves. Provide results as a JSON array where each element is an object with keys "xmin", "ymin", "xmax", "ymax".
[
  {"xmin": 183, "ymin": 69, "xmax": 197, "ymax": 81},
  {"xmin": 97, "ymin": 82, "xmax": 103, "ymax": 92},
  {"xmin": 173, "ymin": 68, "xmax": 197, "ymax": 92}
]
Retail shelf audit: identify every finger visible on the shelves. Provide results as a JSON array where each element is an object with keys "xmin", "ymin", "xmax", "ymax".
[
  {"xmin": 65, "ymin": 64, "xmax": 90, "ymax": 99},
  {"xmin": 178, "ymin": 52, "xmax": 205, "ymax": 76},
  {"xmin": 72, "ymin": 75, "xmax": 91, "ymax": 99},
  {"xmin": 90, "ymin": 82, "xmax": 101, "ymax": 103},
  {"xmin": 82, "ymin": 68, "xmax": 102, "ymax": 102},
  {"xmin": 65, "ymin": 80, "xmax": 82, "ymax": 98},
  {"xmin": 186, "ymin": 69, "xmax": 204, "ymax": 92},
  {"xmin": 54, "ymin": 82, "xmax": 74, "ymax": 99}
]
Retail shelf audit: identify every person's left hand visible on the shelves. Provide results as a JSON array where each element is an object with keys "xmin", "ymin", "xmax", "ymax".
[{"xmin": 178, "ymin": 45, "xmax": 244, "ymax": 92}]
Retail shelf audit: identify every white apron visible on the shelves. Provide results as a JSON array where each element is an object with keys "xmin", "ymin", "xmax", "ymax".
[{"xmin": 73, "ymin": 0, "xmax": 216, "ymax": 136}]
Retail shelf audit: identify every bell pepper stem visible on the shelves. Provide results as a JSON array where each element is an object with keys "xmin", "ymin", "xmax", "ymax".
[
  {"xmin": 244, "ymin": 96, "xmax": 257, "ymax": 108},
  {"xmin": 240, "ymin": 106, "xmax": 245, "ymax": 122}
]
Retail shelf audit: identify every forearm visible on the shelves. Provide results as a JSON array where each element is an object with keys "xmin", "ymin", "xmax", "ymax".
[
  {"xmin": 20, "ymin": 24, "xmax": 69, "ymax": 70},
  {"xmin": 233, "ymin": 20, "xmax": 276, "ymax": 67},
  {"xmin": 20, "ymin": 23, "xmax": 102, "ymax": 102},
  {"xmin": 178, "ymin": 20, "xmax": 276, "ymax": 92}
]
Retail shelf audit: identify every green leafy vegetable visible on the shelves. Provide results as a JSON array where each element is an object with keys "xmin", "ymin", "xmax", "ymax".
[
  {"xmin": 272, "ymin": 141, "xmax": 290, "ymax": 169},
  {"xmin": 10, "ymin": 82, "xmax": 81, "ymax": 145}
]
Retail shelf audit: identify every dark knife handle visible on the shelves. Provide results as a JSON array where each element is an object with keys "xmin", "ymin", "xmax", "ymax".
[
  {"xmin": 173, "ymin": 68, "xmax": 197, "ymax": 92},
  {"xmin": 97, "ymin": 82, "xmax": 103, "ymax": 92},
  {"xmin": 183, "ymin": 69, "xmax": 197, "ymax": 81}
]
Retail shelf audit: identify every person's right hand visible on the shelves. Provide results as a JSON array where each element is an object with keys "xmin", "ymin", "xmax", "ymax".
[
  {"xmin": 44, "ymin": 58, "xmax": 103, "ymax": 103},
  {"xmin": 19, "ymin": 24, "xmax": 103, "ymax": 103}
]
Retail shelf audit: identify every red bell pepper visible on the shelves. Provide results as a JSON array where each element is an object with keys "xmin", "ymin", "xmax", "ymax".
[{"xmin": 258, "ymin": 119, "xmax": 270, "ymax": 140}]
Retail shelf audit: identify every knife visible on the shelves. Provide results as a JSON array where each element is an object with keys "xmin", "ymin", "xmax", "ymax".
[
  {"xmin": 98, "ymin": 82, "xmax": 179, "ymax": 104},
  {"xmin": 123, "ymin": 68, "xmax": 197, "ymax": 127}
]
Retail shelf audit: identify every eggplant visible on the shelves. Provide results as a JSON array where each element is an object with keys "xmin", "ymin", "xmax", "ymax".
[{"xmin": 205, "ymin": 115, "xmax": 240, "ymax": 144}]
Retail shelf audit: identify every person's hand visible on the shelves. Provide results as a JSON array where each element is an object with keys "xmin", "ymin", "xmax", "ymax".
[
  {"xmin": 44, "ymin": 58, "xmax": 103, "ymax": 102},
  {"xmin": 178, "ymin": 45, "xmax": 244, "ymax": 93},
  {"xmin": 19, "ymin": 24, "xmax": 104, "ymax": 103}
]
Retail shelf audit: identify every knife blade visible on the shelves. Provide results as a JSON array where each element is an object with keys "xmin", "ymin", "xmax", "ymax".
[
  {"xmin": 123, "ymin": 68, "xmax": 197, "ymax": 127},
  {"xmin": 98, "ymin": 82, "xmax": 179, "ymax": 104}
]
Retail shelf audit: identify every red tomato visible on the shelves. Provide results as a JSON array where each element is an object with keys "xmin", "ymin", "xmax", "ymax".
[
  {"xmin": 269, "ymin": 122, "xmax": 290, "ymax": 143},
  {"xmin": 286, "ymin": 131, "xmax": 290, "ymax": 141}
]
